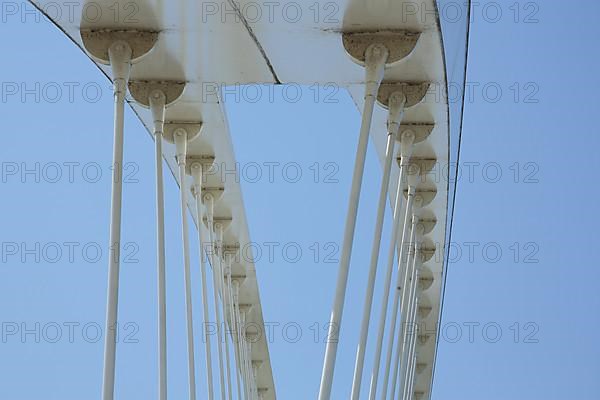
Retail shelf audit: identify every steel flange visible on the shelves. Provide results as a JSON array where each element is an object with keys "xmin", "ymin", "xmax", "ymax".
[
  {"xmin": 400, "ymin": 157, "xmax": 437, "ymax": 176},
  {"xmin": 378, "ymin": 82, "xmax": 430, "ymax": 108},
  {"xmin": 405, "ymin": 187, "xmax": 438, "ymax": 207},
  {"xmin": 416, "ymin": 218, "xmax": 437, "ymax": 236},
  {"xmin": 396, "ymin": 123, "xmax": 434, "ymax": 144},
  {"xmin": 186, "ymin": 155, "xmax": 216, "ymax": 176},
  {"xmin": 420, "ymin": 239, "xmax": 436, "ymax": 263},
  {"xmin": 128, "ymin": 80, "xmax": 186, "ymax": 106},
  {"xmin": 163, "ymin": 121, "xmax": 202, "ymax": 144},
  {"xmin": 204, "ymin": 216, "xmax": 233, "ymax": 232},
  {"xmin": 223, "ymin": 243, "xmax": 241, "ymax": 258},
  {"xmin": 418, "ymin": 266, "xmax": 434, "ymax": 291},
  {"xmin": 342, "ymin": 30, "xmax": 420, "ymax": 65},
  {"xmin": 202, "ymin": 187, "xmax": 225, "ymax": 204},
  {"xmin": 80, "ymin": 29, "xmax": 158, "ymax": 64}
]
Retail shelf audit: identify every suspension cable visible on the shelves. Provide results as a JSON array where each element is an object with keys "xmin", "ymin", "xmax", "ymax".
[
  {"xmin": 149, "ymin": 89, "xmax": 168, "ymax": 400},
  {"xmin": 191, "ymin": 163, "xmax": 215, "ymax": 400},
  {"xmin": 351, "ymin": 92, "xmax": 407, "ymax": 399},
  {"xmin": 404, "ymin": 351, "xmax": 418, "ymax": 400},
  {"xmin": 238, "ymin": 304, "xmax": 251, "ymax": 399},
  {"xmin": 367, "ymin": 130, "xmax": 415, "ymax": 400},
  {"xmin": 102, "ymin": 40, "xmax": 132, "ymax": 400},
  {"xmin": 204, "ymin": 195, "xmax": 227, "ymax": 400},
  {"xmin": 233, "ymin": 281, "xmax": 247, "ymax": 399},
  {"xmin": 215, "ymin": 224, "xmax": 234, "ymax": 400},
  {"xmin": 380, "ymin": 166, "xmax": 420, "ymax": 399},
  {"xmin": 401, "ymin": 288, "xmax": 420, "ymax": 400},
  {"xmin": 400, "ymin": 227, "xmax": 423, "ymax": 400},
  {"xmin": 174, "ymin": 129, "xmax": 197, "ymax": 400},
  {"xmin": 319, "ymin": 43, "xmax": 389, "ymax": 400},
  {"xmin": 225, "ymin": 254, "xmax": 243, "ymax": 400},
  {"xmin": 390, "ymin": 214, "xmax": 420, "ymax": 399}
]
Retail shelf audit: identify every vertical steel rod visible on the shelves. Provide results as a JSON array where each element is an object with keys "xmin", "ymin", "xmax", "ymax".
[
  {"xmin": 149, "ymin": 90, "xmax": 168, "ymax": 400},
  {"xmin": 174, "ymin": 130, "xmax": 197, "ymax": 400},
  {"xmin": 351, "ymin": 93, "xmax": 406, "ymax": 399},
  {"xmin": 102, "ymin": 40, "xmax": 132, "ymax": 400},
  {"xmin": 225, "ymin": 255, "xmax": 243, "ymax": 400},
  {"xmin": 401, "ymin": 295, "xmax": 419, "ymax": 400},
  {"xmin": 390, "ymin": 217, "xmax": 418, "ymax": 399},
  {"xmin": 205, "ymin": 197, "xmax": 227, "ymax": 400},
  {"xmin": 192, "ymin": 165, "xmax": 215, "ymax": 400},
  {"xmin": 216, "ymin": 226, "xmax": 234, "ymax": 400},
  {"xmin": 319, "ymin": 43, "xmax": 389, "ymax": 400},
  {"xmin": 368, "ymin": 132, "xmax": 414, "ymax": 400},
  {"xmin": 380, "ymin": 168, "xmax": 419, "ymax": 400}
]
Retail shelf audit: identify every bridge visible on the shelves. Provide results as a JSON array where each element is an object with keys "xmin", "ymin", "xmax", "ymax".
[{"xmin": 25, "ymin": 0, "xmax": 470, "ymax": 398}]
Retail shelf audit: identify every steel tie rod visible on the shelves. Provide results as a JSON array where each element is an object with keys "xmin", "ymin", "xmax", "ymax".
[
  {"xmin": 380, "ymin": 167, "xmax": 421, "ymax": 399},
  {"xmin": 80, "ymin": 29, "xmax": 157, "ymax": 400},
  {"xmin": 173, "ymin": 129, "xmax": 199, "ymax": 400},
  {"xmin": 401, "ymin": 294, "xmax": 420, "ymax": 400},
  {"xmin": 101, "ymin": 40, "xmax": 132, "ymax": 400},
  {"xmin": 391, "ymin": 214, "xmax": 420, "ymax": 399},
  {"xmin": 128, "ymin": 79, "xmax": 187, "ymax": 400},
  {"xmin": 205, "ymin": 195, "xmax": 227, "ymax": 400},
  {"xmin": 400, "ymin": 232, "xmax": 422, "ymax": 400},
  {"xmin": 318, "ymin": 43, "xmax": 389, "ymax": 400},
  {"xmin": 191, "ymin": 164, "xmax": 215, "ymax": 400},
  {"xmin": 224, "ymin": 254, "xmax": 243, "ymax": 400},
  {"xmin": 215, "ymin": 224, "xmax": 234, "ymax": 400},
  {"xmin": 367, "ymin": 131, "xmax": 415, "ymax": 400},
  {"xmin": 319, "ymin": 30, "xmax": 422, "ymax": 398},
  {"xmin": 238, "ymin": 304, "xmax": 251, "ymax": 399},
  {"xmin": 149, "ymin": 91, "xmax": 168, "ymax": 400},
  {"xmin": 350, "ymin": 91, "xmax": 407, "ymax": 399}
]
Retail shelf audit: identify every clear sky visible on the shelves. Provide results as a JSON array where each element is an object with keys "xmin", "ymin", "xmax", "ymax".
[{"xmin": 1, "ymin": 1, "xmax": 599, "ymax": 399}]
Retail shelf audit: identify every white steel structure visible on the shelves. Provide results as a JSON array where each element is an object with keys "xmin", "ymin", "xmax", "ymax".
[{"xmin": 27, "ymin": 0, "xmax": 469, "ymax": 399}]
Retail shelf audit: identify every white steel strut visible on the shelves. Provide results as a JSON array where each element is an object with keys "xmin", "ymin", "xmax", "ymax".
[
  {"xmin": 350, "ymin": 90, "xmax": 406, "ymax": 400},
  {"xmin": 80, "ymin": 29, "xmax": 157, "ymax": 400},
  {"xmin": 380, "ymin": 165, "xmax": 420, "ymax": 399},
  {"xmin": 239, "ymin": 304, "xmax": 253, "ymax": 398},
  {"xmin": 129, "ymin": 80, "xmax": 186, "ymax": 400},
  {"xmin": 204, "ymin": 194, "xmax": 227, "ymax": 400},
  {"xmin": 390, "ymin": 213, "xmax": 420, "ymax": 399},
  {"xmin": 102, "ymin": 40, "xmax": 131, "ymax": 400},
  {"xmin": 319, "ymin": 30, "xmax": 422, "ymax": 399},
  {"xmin": 191, "ymin": 160, "xmax": 215, "ymax": 400},
  {"xmin": 150, "ymin": 91, "xmax": 169, "ymax": 400},
  {"xmin": 232, "ymin": 280, "xmax": 245, "ymax": 398},
  {"xmin": 215, "ymin": 222, "xmax": 234, "ymax": 400},
  {"xmin": 171, "ymin": 123, "xmax": 202, "ymax": 400},
  {"xmin": 318, "ymin": 44, "xmax": 387, "ymax": 400},
  {"xmin": 224, "ymin": 252, "xmax": 243, "ymax": 400},
  {"xmin": 350, "ymin": 79, "xmax": 432, "ymax": 399},
  {"xmin": 400, "ymin": 226, "xmax": 424, "ymax": 400},
  {"xmin": 367, "ymin": 125, "xmax": 424, "ymax": 400}
]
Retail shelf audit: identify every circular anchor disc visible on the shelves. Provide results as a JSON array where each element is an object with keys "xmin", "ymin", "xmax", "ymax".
[
  {"xmin": 163, "ymin": 121, "xmax": 202, "ymax": 144},
  {"xmin": 342, "ymin": 31, "xmax": 420, "ymax": 65},
  {"xmin": 128, "ymin": 80, "xmax": 186, "ymax": 106},
  {"xmin": 80, "ymin": 29, "xmax": 159, "ymax": 64}
]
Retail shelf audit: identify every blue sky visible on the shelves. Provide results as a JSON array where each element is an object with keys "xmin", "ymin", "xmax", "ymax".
[{"xmin": 1, "ymin": 1, "xmax": 599, "ymax": 399}]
